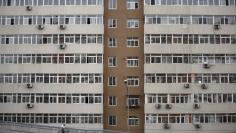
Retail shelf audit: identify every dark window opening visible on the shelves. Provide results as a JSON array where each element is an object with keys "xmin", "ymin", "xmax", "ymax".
[
  {"xmin": 87, "ymin": 18, "xmax": 91, "ymax": 24},
  {"xmin": 29, "ymin": 18, "xmax": 32, "ymax": 25},
  {"xmin": 226, "ymin": 0, "xmax": 229, "ymax": 6},
  {"xmin": 135, "ymin": 3, "xmax": 138, "ymax": 8},
  {"xmin": 7, "ymin": 0, "xmax": 11, "ymax": 6},
  {"xmin": 10, "ymin": 19, "xmax": 14, "ymax": 25},
  {"xmin": 151, "ymin": 0, "xmax": 155, "ymax": 5}
]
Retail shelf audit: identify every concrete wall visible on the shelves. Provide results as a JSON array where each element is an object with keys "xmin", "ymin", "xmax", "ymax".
[
  {"xmin": 144, "ymin": 6, "xmax": 236, "ymax": 15},
  {"xmin": 0, "ymin": 6, "xmax": 104, "ymax": 15}
]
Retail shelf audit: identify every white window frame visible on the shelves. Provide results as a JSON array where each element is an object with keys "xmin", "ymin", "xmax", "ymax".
[
  {"xmin": 108, "ymin": 115, "xmax": 117, "ymax": 126},
  {"xmin": 127, "ymin": 76, "xmax": 139, "ymax": 86},
  {"xmin": 127, "ymin": 0, "xmax": 139, "ymax": 10},
  {"xmin": 108, "ymin": 96, "xmax": 117, "ymax": 106},
  {"xmin": 128, "ymin": 116, "xmax": 139, "ymax": 126},
  {"xmin": 108, "ymin": 56, "xmax": 116, "ymax": 67},
  {"xmin": 127, "ymin": 57, "xmax": 139, "ymax": 67},
  {"xmin": 108, "ymin": 0, "xmax": 117, "ymax": 9},
  {"xmin": 108, "ymin": 19, "xmax": 117, "ymax": 28},
  {"xmin": 127, "ymin": 96, "xmax": 140, "ymax": 106},
  {"xmin": 127, "ymin": 19, "xmax": 139, "ymax": 28},
  {"xmin": 108, "ymin": 37, "xmax": 117, "ymax": 47},
  {"xmin": 108, "ymin": 76, "xmax": 116, "ymax": 86},
  {"xmin": 127, "ymin": 37, "xmax": 139, "ymax": 47}
]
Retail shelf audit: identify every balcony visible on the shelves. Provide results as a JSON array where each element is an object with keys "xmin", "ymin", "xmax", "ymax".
[
  {"xmin": 144, "ymin": 24, "xmax": 236, "ymax": 34},
  {"xmin": 144, "ymin": 64, "xmax": 236, "ymax": 73},
  {"xmin": 0, "ymin": 24, "xmax": 104, "ymax": 34},
  {"xmin": 144, "ymin": 44, "xmax": 236, "ymax": 54},
  {"xmin": 145, "ymin": 103, "xmax": 236, "ymax": 114}
]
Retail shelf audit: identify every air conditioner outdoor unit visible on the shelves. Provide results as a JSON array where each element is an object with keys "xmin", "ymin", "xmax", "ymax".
[
  {"xmin": 193, "ymin": 103, "xmax": 200, "ymax": 109},
  {"xmin": 214, "ymin": 24, "xmax": 220, "ymax": 30},
  {"xmin": 27, "ymin": 103, "xmax": 34, "ymax": 108},
  {"xmin": 60, "ymin": 24, "xmax": 66, "ymax": 30},
  {"xmin": 203, "ymin": 62, "xmax": 210, "ymax": 69},
  {"xmin": 194, "ymin": 124, "xmax": 201, "ymax": 129},
  {"xmin": 26, "ymin": 83, "xmax": 33, "ymax": 89},
  {"xmin": 155, "ymin": 104, "xmax": 161, "ymax": 109},
  {"xmin": 184, "ymin": 83, "xmax": 190, "ymax": 88},
  {"xmin": 163, "ymin": 123, "xmax": 170, "ymax": 129},
  {"xmin": 165, "ymin": 104, "xmax": 172, "ymax": 109},
  {"xmin": 26, "ymin": 6, "xmax": 32, "ymax": 11},
  {"xmin": 60, "ymin": 43, "xmax": 66, "ymax": 49},
  {"xmin": 201, "ymin": 84, "xmax": 207, "ymax": 89},
  {"xmin": 38, "ymin": 24, "xmax": 44, "ymax": 30}
]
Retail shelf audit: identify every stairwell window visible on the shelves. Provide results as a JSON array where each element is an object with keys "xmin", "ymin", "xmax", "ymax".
[
  {"xmin": 127, "ymin": 37, "xmax": 139, "ymax": 47},
  {"xmin": 127, "ymin": 0, "xmax": 139, "ymax": 10},
  {"xmin": 126, "ymin": 57, "xmax": 139, "ymax": 67},
  {"xmin": 127, "ymin": 76, "xmax": 139, "ymax": 86},
  {"xmin": 127, "ymin": 19, "xmax": 139, "ymax": 28},
  {"xmin": 128, "ymin": 116, "xmax": 139, "ymax": 126},
  {"xmin": 127, "ymin": 96, "xmax": 140, "ymax": 106}
]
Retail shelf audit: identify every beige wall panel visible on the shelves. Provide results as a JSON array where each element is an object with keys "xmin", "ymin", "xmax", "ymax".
[
  {"xmin": 0, "ymin": 6, "xmax": 104, "ymax": 15},
  {"xmin": 144, "ymin": 6, "xmax": 236, "ymax": 15}
]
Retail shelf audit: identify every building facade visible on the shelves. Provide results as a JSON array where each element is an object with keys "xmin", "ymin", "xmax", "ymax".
[
  {"xmin": 0, "ymin": 0, "xmax": 236, "ymax": 133},
  {"xmin": 144, "ymin": 0, "xmax": 236, "ymax": 133}
]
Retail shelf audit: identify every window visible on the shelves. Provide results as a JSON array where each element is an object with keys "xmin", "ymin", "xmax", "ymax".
[
  {"xmin": 108, "ymin": 0, "xmax": 117, "ymax": 9},
  {"xmin": 108, "ymin": 19, "xmax": 117, "ymax": 28},
  {"xmin": 146, "ymin": 114, "xmax": 157, "ymax": 124},
  {"xmin": 127, "ymin": 96, "xmax": 140, "ymax": 106},
  {"xmin": 127, "ymin": 0, "xmax": 139, "ymax": 10},
  {"xmin": 0, "ymin": 73, "xmax": 103, "ymax": 84},
  {"xmin": 170, "ymin": 94, "xmax": 190, "ymax": 103},
  {"xmin": 127, "ymin": 57, "xmax": 139, "ymax": 67},
  {"xmin": 108, "ymin": 57, "xmax": 116, "ymax": 67},
  {"xmin": 108, "ymin": 38, "xmax": 117, "ymax": 47},
  {"xmin": 108, "ymin": 76, "xmax": 116, "ymax": 86},
  {"xmin": 127, "ymin": 37, "xmax": 139, "ymax": 47},
  {"xmin": 0, "ymin": 113, "xmax": 102, "ymax": 124},
  {"xmin": 127, "ymin": 76, "xmax": 139, "ymax": 86},
  {"xmin": 128, "ymin": 116, "xmax": 139, "ymax": 126},
  {"xmin": 109, "ymin": 115, "xmax": 116, "ymax": 126},
  {"xmin": 108, "ymin": 96, "xmax": 117, "ymax": 106},
  {"xmin": 127, "ymin": 19, "xmax": 139, "ymax": 28}
]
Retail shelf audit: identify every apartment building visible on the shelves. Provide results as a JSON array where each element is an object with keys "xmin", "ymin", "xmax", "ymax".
[
  {"xmin": 0, "ymin": 0, "xmax": 236, "ymax": 133},
  {"xmin": 144, "ymin": 0, "xmax": 236, "ymax": 133},
  {"xmin": 0, "ymin": 0, "xmax": 104, "ymax": 130}
]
